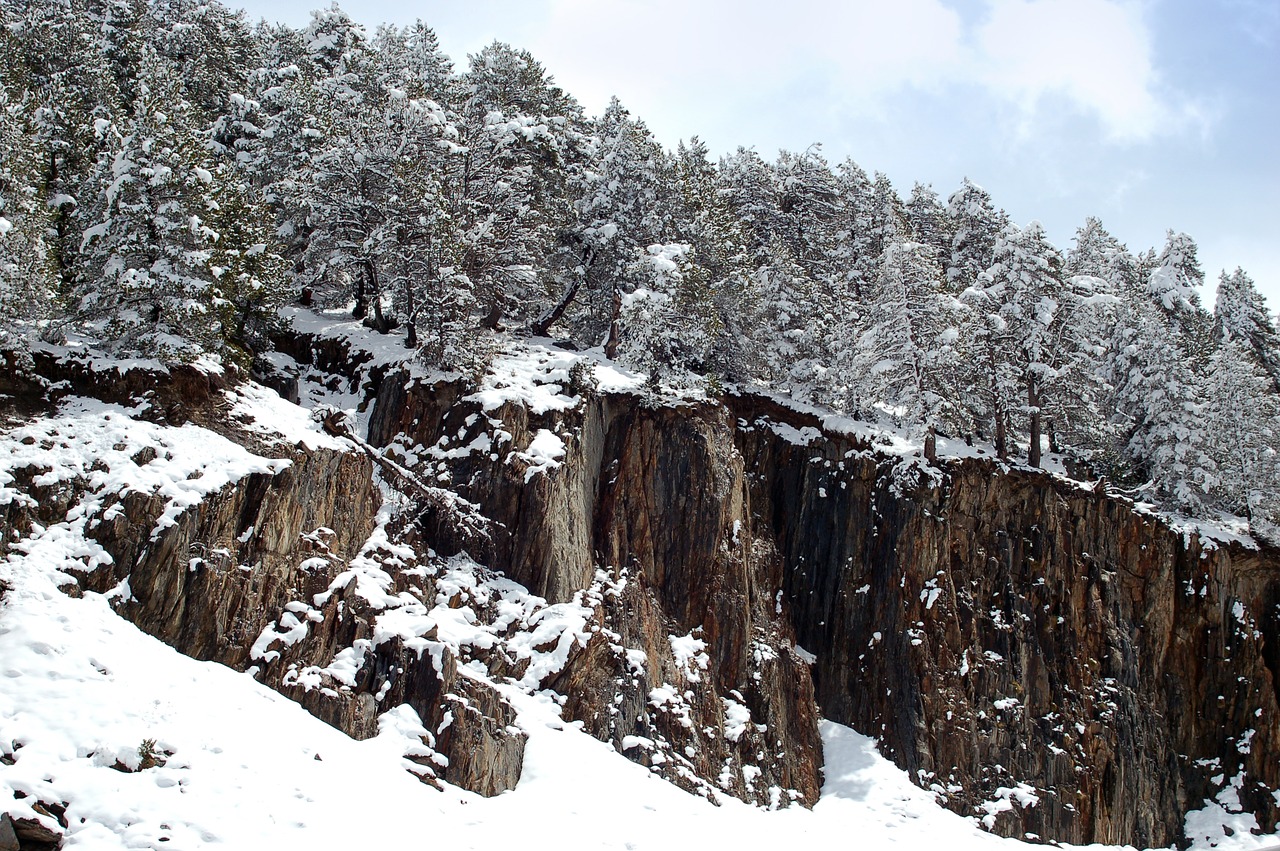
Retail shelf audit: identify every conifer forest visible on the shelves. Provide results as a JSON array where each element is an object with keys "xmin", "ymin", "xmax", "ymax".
[{"xmin": 3, "ymin": 0, "xmax": 1278, "ymax": 533}]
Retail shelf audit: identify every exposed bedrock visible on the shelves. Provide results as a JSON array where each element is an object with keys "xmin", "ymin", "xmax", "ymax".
[
  {"xmin": 731, "ymin": 393, "xmax": 1280, "ymax": 846},
  {"xmin": 14, "ymin": 340, "xmax": 1277, "ymax": 842},
  {"xmin": 368, "ymin": 372, "xmax": 1280, "ymax": 843}
]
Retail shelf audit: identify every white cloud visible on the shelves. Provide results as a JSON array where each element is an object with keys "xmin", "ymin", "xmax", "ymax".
[
  {"xmin": 973, "ymin": 0, "xmax": 1174, "ymax": 140},
  {"xmin": 520, "ymin": 0, "xmax": 1196, "ymax": 145}
]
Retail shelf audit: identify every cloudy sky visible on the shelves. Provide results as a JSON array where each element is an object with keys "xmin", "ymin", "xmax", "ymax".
[{"xmin": 232, "ymin": 0, "xmax": 1280, "ymax": 310}]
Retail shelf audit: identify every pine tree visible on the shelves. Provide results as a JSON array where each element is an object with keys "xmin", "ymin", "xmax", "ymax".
[
  {"xmin": 664, "ymin": 137, "xmax": 748, "ymax": 380},
  {"xmin": 548, "ymin": 97, "xmax": 666, "ymax": 347},
  {"xmin": 835, "ymin": 157, "xmax": 875, "ymax": 299},
  {"xmin": 449, "ymin": 42, "xmax": 588, "ymax": 330},
  {"xmin": 1148, "ymin": 229, "xmax": 1213, "ymax": 359},
  {"xmin": 615, "ymin": 242, "xmax": 714, "ymax": 381},
  {"xmin": 855, "ymin": 240, "xmax": 960, "ymax": 460},
  {"xmin": 0, "ymin": 89, "xmax": 59, "ymax": 345},
  {"xmin": 1064, "ymin": 216, "xmax": 1140, "ymax": 298},
  {"xmin": 773, "ymin": 146, "xmax": 844, "ymax": 288},
  {"xmin": 946, "ymin": 177, "xmax": 1008, "ymax": 293},
  {"xmin": 75, "ymin": 49, "xmax": 228, "ymax": 360},
  {"xmin": 372, "ymin": 20, "xmax": 451, "ymax": 102},
  {"xmin": 905, "ymin": 182, "xmax": 952, "ymax": 257},
  {"xmin": 204, "ymin": 170, "xmax": 288, "ymax": 365},
  {"xmin": 147, "ymin": 0, "xmax": 254, "ymax": 120},
  {"xmin": 745, "ymin": 236, "xmax": 832, "ymax": 403},
  {"xmin": 1106, "ymin": 307, "xmax": 1216, "ymax": 510},
  {"xmin": 961, "ymin": 221, "xmax": 1084, "ymax": 466},
  {"xmin": 1203, "ymin": 340, "xmax": 1280, "ymax": 524},
  {"xmin": 1213, "ymin": 267, "xmax": 1280, "ymax": 392}
]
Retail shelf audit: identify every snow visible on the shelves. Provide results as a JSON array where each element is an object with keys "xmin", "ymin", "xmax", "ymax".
[
  {"xmin": 467, "ymin": 338, "xmax": 644, "ymax": 414},
  {"xmin": 2, "ymin": 342, "xmax": 1276, "ymax": 851},
  {"xmin": 0, "ymin": 396, "xmax": 288, "ymax": 542},
  {"xmin": 514, "ymin": 429, "xmax": 567, "ymax": 483},
  {"xmin": 721, "ymin": 697, "xmax": 751, "ymax": 742},
  {"xmin": 669, "ymin": 632, "xmax": 710, "ymax": 682},
  {"xmin": 226, "ymin": 382, "xmax": 352, "ymax": 451}
]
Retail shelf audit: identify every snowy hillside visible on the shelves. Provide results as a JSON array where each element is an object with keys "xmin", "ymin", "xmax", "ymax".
[{"xmin": 1, "ymin": 335, "xmax": 1275, "ymax": 850}]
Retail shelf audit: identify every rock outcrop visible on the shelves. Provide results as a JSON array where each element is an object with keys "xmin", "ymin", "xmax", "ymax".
[
  {"xmin": 7, "ymin": 337, "xmax": 1278, "ymax": 846},
  {"xmin": 732, "ymin": 393, "xmax": 1280, "ymax": 845}
]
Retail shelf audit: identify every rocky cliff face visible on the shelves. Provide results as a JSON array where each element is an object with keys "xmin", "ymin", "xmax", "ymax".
[
  {"xmin": 9, "ymin": 337, "xmax": 1277, "ymax": 847},
  {"xmin": 732, "ymin": 394, "xmax": 1280, "ymax": 846},
  {"xmin": 364, "ymin": 374, "xmax": 823, "ymax": 806},
  {"xmin": 358, "ymin": 359, "xmax": 1280, "ymax": 844}
]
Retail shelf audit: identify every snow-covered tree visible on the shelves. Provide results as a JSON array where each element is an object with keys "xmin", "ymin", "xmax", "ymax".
[
  {"xmin": 547, "ymin": 98, "xmax": 667, "ymax": 348},
  {"xmin": 905, "ymin": 182, "xmax": 952, "ymax": 257},
  {"xmin": 835, "ymin": 157, "xmax": 876, "ymax": 299},
  {"xmin": 1147, "ymin": 230, "xmax": 1212, "ymax": 358},
  {"xmin": 1064, "ymin": 217, "xmax": 1140, "ymax": 298},
  {"xmin": 0, "ymin": 90, "xmax": 60, "ymax": 345},
  {"xmin": 855, "ymin": 240, "xmax": 960, "ymax": 460},
  {"xmin": 946, "ymin": 177, "xmax": 1008, "ymax": 293},
  {"xmin": 666, "ymin": 137, "xmax": 749, "ymax": 380},
  {"xmin": 75, "ymin": 50, "xmax": 229, "ymax": 360},
  {"xmin": 615, "ymin": 243, "xmax": 715, "ymax": 380},
  {"xmin": 1106, "ymin": 309, "xmax": 1216, "ymax": 510},
  {"xmin": 372, "ymin": 20, "xmax": 451, "ymax": 102},
  {"xmin": 960, "ymin": 222, "xmax": 1073, "ymax": 465},
  {"xmin": 449, "ymin": 42, "xmax": 588, "ymax": 330},
  {"xmin": 1213, "ymin": 267, "xmax": 1280, "ymax": 392},
  {"xmin": 773, "ymin": 146, "xmax": 844, "ymax": 288},
  {"xmin": 1203, "ymin": 340, "xmax": 1280, "ymax": 524},
  {"xmin": 745, "ymin": 236, "xmax": 833, "ymax": 403},
  {"xmin": 147, "ymin": 0, "xmax": 254, "ymax": 119}
]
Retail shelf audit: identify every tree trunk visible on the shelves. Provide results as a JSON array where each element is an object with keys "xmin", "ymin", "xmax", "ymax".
[
  {"xmin": 994, "ymin": 402, "xmax": 1008, "ymax": 461},
  {"xmin": 604, "ymin": 285, "xmax": 623, "ymax": 360},
  {"xmin": 531, "ymin": 276, "xmax": 582, "ymax": 337},
  {"xmin": 1028, "ymin": 379, "xmax": 1042, "ymax": 468},
  {"xmin": 481, "ymin": 302, "xmax": 503, "ymax": 331},
  {"xmin": 403, "ymin": 260, "xmax": 417, "ymax": 349},
  {"xmin": 924, "ymin": 424, "xmax": 937, "ymax": 464},
  {"xmin": 352, "ymin": 270, "xmax": 367, "ymax": 319}
]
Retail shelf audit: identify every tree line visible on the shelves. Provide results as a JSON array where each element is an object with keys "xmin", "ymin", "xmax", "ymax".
[{"xmin": 2, "ymin": 0, "xmax": 1278, "ymax": 530}]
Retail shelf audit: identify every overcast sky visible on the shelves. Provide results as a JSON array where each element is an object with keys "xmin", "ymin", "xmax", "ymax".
[{"xmin": 231, "ymin": 0, "xmax": 1280, "ymax": 311}]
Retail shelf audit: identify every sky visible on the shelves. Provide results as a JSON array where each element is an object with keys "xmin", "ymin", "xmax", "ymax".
[{"xmin": 230, "ymin": 0, "xmax": 1280, "ymax": 311}]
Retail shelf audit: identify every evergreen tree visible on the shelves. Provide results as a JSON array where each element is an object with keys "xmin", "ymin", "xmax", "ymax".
[
  {"xmin": 615, "ymin": 242, "xmax": 714, "ymax": 381},
  {"xmin": 946, "ymin": 177, "xmax": 1008, "ymax": 293},
  {"xmin": 147, "ymin": 0, "xmax": 254, "ymax": 119},
  {"xmin": 0, "ymin": 90, "xmax": 59, "ymax": 345},
  {"xmin": 745, "ymin": 236, "xmax": 832, "ymax": 403},
  {"xmin": 372, "ymin": 20, "xmax": 452, "ymax": 102},
  {"xmin": 549, "ymin": 98, "xmax": 667, "ymax": 348},
  {"xmin": 835, "ymin": 157, "xmax": 875, "ymax": 299},
  {"xmin": 905, "ymin": 182, "xmax": 952, "ymax": 257},
  {"xmin": 1148, "ymin": 229, "xmax": 1213, "ymax": 358},
  {"xmin": 1106, "ymin": 307, "xmax": 1216, "ymax": 510},
  {"xmin": 449, "ymin": 42, "xmax": 587, "ymax": 330},
  {"xmin": 1064, "ymin": 216, "xmax": 1140, "ymax": 298},
  {"xmin": 855, "ymin": 240, "xmax": 960, "ymax": 460},
  {"xmin": 1213, "ymin": 267, "xmax": 1280, "ymax": 392},
  {"xmin": 1203, "ymin": 340, "xmax": 1280, "ymax": 524},
  {"xmin": 75, "ymin": 49, "xmax": 228, "ymax": 360},
  {"xmin": 665, "ymin": 137, "xmax": 748, "ymax": 380}
]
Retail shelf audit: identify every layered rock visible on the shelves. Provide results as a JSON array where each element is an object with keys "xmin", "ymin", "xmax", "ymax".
[
  {"xmin": 731, "ymin": 392, "xmax": 1280, "ymax": 846},
  {"xmin": 7, "ymin": 337, "xmax": 1278, "ymax": 845},
  {"xmin": 364, "ymin": 374, "xmax": 824, "ymax": 806}
]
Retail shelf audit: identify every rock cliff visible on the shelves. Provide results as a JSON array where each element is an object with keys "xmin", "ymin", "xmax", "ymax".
[
  {"xmin": 6, "ymin": 336, "xmax": 1278, "ymax": 847},
  {"xmin": 733, "ymin": 393, "xmax": 1280, "ymax": 846}
]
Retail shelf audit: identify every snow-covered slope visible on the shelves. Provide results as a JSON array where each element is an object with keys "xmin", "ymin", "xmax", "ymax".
[
  {"xmin": 0, "ymin": 545, "xmax": 1146, "ymax": 851},
  {"xmin": 1, "ymin": 343, "xmax": 1276, "ymax": 850}
]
